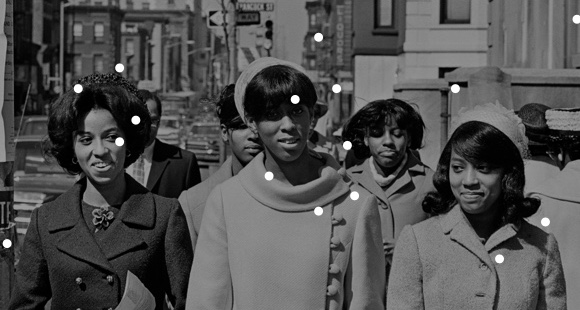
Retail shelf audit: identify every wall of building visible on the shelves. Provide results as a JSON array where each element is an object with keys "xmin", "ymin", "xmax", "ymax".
[{"xmin": 353, "ymin": 55, "xmax": 400, "ymax": 111}]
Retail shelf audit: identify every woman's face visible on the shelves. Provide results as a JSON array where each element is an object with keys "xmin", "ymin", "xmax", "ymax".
[
  {"xmin": 250, "ymin": 102, "xmax": 311, "ymax": 163},
  {"xmin": 449, "ymin": 151, "xmax": 504, "ymax": 215},
  {"xmin": 74, "ymin": 108, "xmax": 127, "ymax": 186},
  {"xmin": 364, "ymin": 120, "xmax": 409, "ymax": 169},
  {"xmin": 223, "ymin": 123, "xmax": 263, "ymax": 166}
]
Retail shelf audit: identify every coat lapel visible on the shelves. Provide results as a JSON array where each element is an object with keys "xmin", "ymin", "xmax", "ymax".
[
  {"xmin": 440, "ymin": 205, "xmax": 495, "ymax": 267},
  {"xmin": 48, "ymin": 180, "xmax": 116, "ymax": 273},
  {"xmin": 385, "ymin": 152, "xmax": 424, "ymax": 198},
  {"xmin": 147, "ymin": 140, "xmax": 169, "ymax": 190},
  {"xmin": 100, "ymin": 176, "xmax": 154, "ymax": 260},
  {"xmin": 348, "ymin": 158, "xmax": 390, "ymax": 205}
]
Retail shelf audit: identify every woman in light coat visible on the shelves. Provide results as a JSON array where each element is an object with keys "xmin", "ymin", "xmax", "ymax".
[
  {"xmin": 186, "ymin": 58, "xmax": 385, "ymax": 310},
  {"xmin": 387, "ymin": 103, "xmax": 566, "ymax": 309}
]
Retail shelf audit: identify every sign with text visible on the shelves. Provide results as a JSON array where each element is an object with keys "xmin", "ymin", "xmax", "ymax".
[
  {"xmin": 237, "ymin": 11, "xmax": 260, "ymax": 26},
  {"xmin": 236, "ymin": 2, "xmax": 274, "ymax": 12}
]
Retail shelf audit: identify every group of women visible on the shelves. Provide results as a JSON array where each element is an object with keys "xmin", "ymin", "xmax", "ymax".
[{"xmin": 8, "ymin": 58, "xmax": 566, "ymax": 310}]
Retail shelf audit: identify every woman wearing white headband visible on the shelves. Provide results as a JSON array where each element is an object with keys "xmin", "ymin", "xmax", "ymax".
[
  {"xmin": 387, "ymin": 102, "xmax": 566, "ymax": 309},
  {"xmin": 186, "ymin": 58, "xmax": 385, "ymax": 309}
]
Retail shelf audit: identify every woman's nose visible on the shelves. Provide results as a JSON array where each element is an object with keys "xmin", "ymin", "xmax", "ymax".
[
  {"xmin": 382, "ymin": 133, "xmax": 394, "ymax": 145},
  {"xmin": 93, "ymin": 139, "xmax": 108, "ymax": 156},
  {"xmin": 462, "ymin": 168, "xmax": 478, "ymax": 186},
  {"xmin": 280, "ymin": 115, "xmax": 297, "ymax": 131}
]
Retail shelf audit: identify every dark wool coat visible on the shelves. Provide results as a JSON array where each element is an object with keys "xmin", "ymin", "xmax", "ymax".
[
  {"xmin": 9, "ymin": 176, "xmax": 193, "ymax": 310},
  {"xmin": 148, "ymin": 139, "xmax": 201, "ymax": 199}
]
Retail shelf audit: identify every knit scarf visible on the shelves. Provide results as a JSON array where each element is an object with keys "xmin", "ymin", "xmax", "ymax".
[{"xmin": 369, "ymin": 152, "xmax": 408, "ymax": 188}]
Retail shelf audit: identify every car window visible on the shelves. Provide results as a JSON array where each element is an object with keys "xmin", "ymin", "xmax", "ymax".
[
  {"xmin": 15, "ymin": 141, "xmax": 67, "ymax": 175},
  {"xmin": 22, "ymin": 120, "xmax": 48, "ymax": 136}
]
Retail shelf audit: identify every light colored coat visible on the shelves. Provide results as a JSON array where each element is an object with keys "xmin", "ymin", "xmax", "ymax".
[
  {"xmin": 185, "ymin": 152, "xmax": 385, "ymax": 310},
  {"xmin": 346, "ymin": 153, "xmax": 434, "ymax": 262},
  {"xmin": 528, "ymin": 160, "xmax": 580, "ymax": 309},
  {"xmin": 387, "ymin": 205, "xmax": 567, "ymax": 310},
  {"xmin": 178, "ymin": 156, "xmax": 243, "ymax": 248}
]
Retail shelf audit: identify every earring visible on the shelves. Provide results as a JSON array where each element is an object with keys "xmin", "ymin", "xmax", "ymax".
[
  {"xmin": 127, "ymin": 150, "xmax": 132, "ymax": 158},
  {"xmin": 72, "ymin": 157, "xmax": 78, "ymax": 165}
]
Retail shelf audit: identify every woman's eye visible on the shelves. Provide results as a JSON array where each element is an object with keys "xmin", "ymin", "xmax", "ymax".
[
  {"xmin": 392, "ymin": 130, "xmax": 403, "ymax": 138},
  {"xmin": 106, "ymin": 134, "xmax": 118, "ymax": 142},
  {"xmin": 477, "ymin": 165, "xmax": 491, "ymax": 173},
  {"xmin": 369, "ymin": 129, "xmax": 383, "ymax": 137},
  {"xmin": 265, "ymin": 111, "xmax": 279, "ymax": 119},
  {"xmin": 451, "ymin": 165, "xmax": 463, "ymax": 173},
  {"xmin": 292, "ymin": 107, "xmax": 304, "ymax": 115},
  {"xmin": 78, "ymin": 137, "xmax": 92, "ymax": 145}
]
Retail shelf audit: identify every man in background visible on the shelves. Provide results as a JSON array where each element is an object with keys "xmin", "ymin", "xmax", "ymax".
[{"xmin": 127, "ymin": 90, "xmax": 201, "ymax": 198}]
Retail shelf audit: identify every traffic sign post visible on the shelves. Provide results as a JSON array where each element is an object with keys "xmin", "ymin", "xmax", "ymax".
[{"xmin": 207, "ymin": 10, "xmax": 225, "ymax": 28}]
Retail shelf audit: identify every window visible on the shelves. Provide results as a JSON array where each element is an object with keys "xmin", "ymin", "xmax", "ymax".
[
  {"xmin": 376, "ymin": 0, "xmax": 393, "ymax": 27},
  {"xmin": 142, "ymin": 1, "xmax": 150, "ymax": 10},
  {"xmin": 438, "ymin": 67, "xmax": 457, "ymax": 78},
  {"xmin": 94, "ymin": 22, "xmax": 104, "ymax": 42},
  {"xmin": 310, "ymin": 38, "xmax": 315, "ymax": 52},
  {"xmin": 440, "ymin": 0, "xmax": 470, "ymax": 24},
  {"xmin": 94, "ymin": 54, "xmax": 104, "ymax": 73},
  {"xmin": 74, "ymin": 55, "xmax": 83, "ymax": 76},
  {"xmin": 126, "ymin": 0, "xmax": 133, "ymax": 9},
  {"xmin": 310, "ymin": 59, "xmax": 315, "ymax": 69},
  {"xmin": 125, "ymin": 23, "xmax": 137, "ymax": 33},
  {"xmin": 168, "ymin": 0, "xmax": 175, "ymax": 5},
  {"xmin": 126, "ymin": 39, "xmax": 134, "ymax": 55},
  {"xmin": 310, "ymin": 14, "xmax": 316, "ymax": 26},
  {"xmin": 73, "ymin": 22, "xmax": 83, "ymax": 37}
]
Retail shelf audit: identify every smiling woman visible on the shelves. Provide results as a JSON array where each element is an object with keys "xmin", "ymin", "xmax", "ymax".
[
  {"xmin": 9, "ymin": 73, "xmax": 193, "ymax": 310},
  {"xmin": 387, "ymin": 102, "xmax": 567, "ymax": 310}
]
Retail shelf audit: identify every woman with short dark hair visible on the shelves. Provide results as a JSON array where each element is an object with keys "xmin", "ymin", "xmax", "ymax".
[
  {"xmin": 186, "ymin": 58, "xmax": 385, "ymax": 309},
  {"xmin": 342, "ymin": 99, "xmax": 434, "ymax": 277},
  {"xmin": 9, "ymin": 73, "xmax": 193, "ymax": 310},
  {"xmin": 387, "ymin": 103, "xmax": 566, "ymax": 309}
]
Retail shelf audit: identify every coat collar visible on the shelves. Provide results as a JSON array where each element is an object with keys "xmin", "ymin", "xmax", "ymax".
[
  {"xmin": 147, "ymin": 139, "xmax": 170, "ymax": 189},
  {"xmin": 47, "ymin": 175, "xmax": 155, "ymax": 273},
  {"xmin": 347, "ymin": 151, "xmax": 427, "ymax": 204},
  {"xmin": 440, "ymin": 205, "xmax": 519, "ymax": 264}
]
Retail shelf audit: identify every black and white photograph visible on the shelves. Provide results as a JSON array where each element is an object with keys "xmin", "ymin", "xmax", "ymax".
[{"xmin": 0, "ymin": 0, "xmax": 578, "ymax": 309}]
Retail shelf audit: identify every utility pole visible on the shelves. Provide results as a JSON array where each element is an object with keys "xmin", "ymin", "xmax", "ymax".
[{"xmin": 226, "ymin": 0, "xmax": 238, "ymax": 84}]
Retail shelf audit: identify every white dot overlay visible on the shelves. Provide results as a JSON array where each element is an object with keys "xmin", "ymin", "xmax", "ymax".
[
  {"xmin": 350, "ymin": 191, "xmax": 359, "ymax": 201},
  {"xmin": 332, "ymin": 84, "xmax": 342, "ymax": 94},
  {"xmin": 265, "ymin": 171, "xmax": 274, "ymax": 181},
  {"xmin": 115, "ymin": 63, "xmax": 125, "ymax": 73},
  {"xmin": 314, "ymin": 207, "xmax": 323, "ymax": 216},
  {"xmin": 573, "ymin": 15, "xmax": 580, "ymax": 24},
  {"xmin": 131, "ymin": 116, "xmax": 141, "ymax": 125},
  {"xmin": 343, "ymin": 141, "xmax": 352, "ymax": 150},
  {"xmin": 291, "ymin": 95, "xmax": 300, "ymax": 104},
  {"xmin": 495, "ymin": 254, "xmax": 504, "ymax": 264},
  {"xmin": 314, "ymin": 32, "xmax": 323, "ymax": 42},
  {"xmin": 450, "ymin": 84, "xmax": 460, "ymax": 94},
  {"xmin": 73, "ymin": 84, "xmax": 83, "ymax": 94},
  {"xmin": 115, "ymin": 137, "xmax": 125, "ymax": 147},
  {"xmin": 2, "ymin": 239, "xmax": 12, "ymax": 249},
  {"xmin": 541, "ymin": 217, "xmax": 550, "ymax": 227}
]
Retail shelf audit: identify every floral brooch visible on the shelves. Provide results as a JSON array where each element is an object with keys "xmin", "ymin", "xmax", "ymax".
[{"xmin": 92, "ymin": 206, "xmax": 114, "ymax": 233}]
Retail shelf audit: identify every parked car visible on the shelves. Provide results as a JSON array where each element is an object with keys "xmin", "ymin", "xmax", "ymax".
[
  {"xmin": 13, "ymin": 135, "xmax": 76, "ymax": 238},
  {"xmin": 16, "ymin": 115, "xmax": 48, "ymax": 137}
]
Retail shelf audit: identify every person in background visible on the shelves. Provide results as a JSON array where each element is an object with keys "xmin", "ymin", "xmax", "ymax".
[
  {"xmin": 186, "ymin": 57, "xmax": 385, "ymax": 309},
  {"xmin": 126, "ymin": 89, "xmax": 201, "ymax": 198},
  {"xmin": 342, "ymin": 99, "xmax": 434, "ymax": 279},
  {"xmin": 388, "ymin": 102, "xmax": 566, "ymax": 309},
  {"xmin": 178, "ymin": 84, "xmax": 263, "ymax": 247},
  {"xmin": 9, "ymin": 73, "xmax": 192, "ymax": 310},
  {"xmin": 308, "ymin": 100, "xmax": 339, "ymax": 160},
  {"xmin": 527, "ymin": 107, "xmax": 580, "ymax": 309},
  {"xmin": 517, "ymin": 103, "xmax": 560, "ymax": 192}
]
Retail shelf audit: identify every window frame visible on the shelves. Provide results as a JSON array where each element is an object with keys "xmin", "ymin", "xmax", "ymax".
[
  {"xmin": 94, "ymin": 22, "xmax": 105, "ymax": 42},
  {"xmin": 439, "ymin": 0, "xmax": 471, "ymax": 25},
  {"xmin": 73, "ymin": 22, "xmax": 83, "ymax": 38},
  {"xmin": 375, "ymin": 0, "xmax": 394, "ymax": 29}
]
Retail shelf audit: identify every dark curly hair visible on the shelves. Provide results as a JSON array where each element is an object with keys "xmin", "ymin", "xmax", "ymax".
[
  {"xmin": 137, "ymin": 89, "xmax": 162, "ymax": 115},
  {"xmin": 215, "ymin": 84, "xmax": 245, "ymax": 130},
  {"xmin": 422, "ymin": 121, "xmax": 540, "ymax": 225},
  {"xmin": 243, "ymin": 65, "xmax": 317, "ymax": 122},
  {"xmin": 44, "ymin": 73, "xmax": 151, "ymax": 174},
  {"xmin": 342, "ymin": 99, "xmax": 425, "ymax": 159}
]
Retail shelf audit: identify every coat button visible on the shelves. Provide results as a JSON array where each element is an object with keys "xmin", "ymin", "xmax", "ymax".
[
  {"xmin": 75, "ymin": 277, "xmax": 83, "ymax": 285},
  {"xmin": 479, "ymin": 263, "xmax": 488, "ymax": 271},
  {"xmin": 330, "ymin": 236, "xmax": 341, "ymax": 249},
  {"xmin": 331, "ymin": 213, "xmax": 344, "ymax": 225},
  {"xmin": 106, "ymin": 275, "xmax": 114, "ymax": 283},
  {"xmin": 326, "ymin": 285, "xmax": 339, "ymax": 296},
  {"xmin": 475, "ymin": 292, "xmax": 486, "ymax": 297},
  {"xmin": 379, "ymin": 201, "xmax": 388, "ymax": 209},
  {"xmin": 329, "ymin": 264, "xmax": 340, "ymax": 274}
]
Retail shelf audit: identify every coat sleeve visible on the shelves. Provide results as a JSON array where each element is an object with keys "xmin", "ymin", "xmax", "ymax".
[
  {"xmin": 185, "ymin": 152, "xmax": 202, "ymax": 190},
  {"xmin": 537, "ymin": 234, "xmax": 567, "ymax": 310},
  {"xmin": 8, "ymin": 208, "xmax": 51, "ymax": 310},
  {"xmin": 164, "ymin": 200, "xmax": 194, "ymax": 310},
  {"xmin": 343, "ymin": 195, "xmax": 386, "ymax": 309},
  {"xmin": 185, "ymin": 185, "xmax": 232, "ymax": 310},
  {"xmin": 387, "ymin": 225, "xmax": 425, "ymax": 310},
  {"xmin": 178, "ymin": 190, "xmax": 198, "ymax": 250}
]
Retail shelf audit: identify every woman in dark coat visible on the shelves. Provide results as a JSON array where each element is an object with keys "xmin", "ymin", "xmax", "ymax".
[{"xmin": 9, "ymin": 73, "xmax": 193, "ymax": 310}]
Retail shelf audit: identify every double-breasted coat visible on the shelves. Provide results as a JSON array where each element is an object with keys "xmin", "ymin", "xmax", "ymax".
[
  {"xmin": 9, "ymin": 176, "xmax": 193, "ymax": 310},
  {"xmin": 387, "ymin": 205, "xmax": 567, "ymax": 310},
  {"xmin": 346, "ymin": 152, "xmax": 434, "ymax": 263}
]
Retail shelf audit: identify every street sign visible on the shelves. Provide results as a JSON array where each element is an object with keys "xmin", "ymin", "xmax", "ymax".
[
  {"xmin": 207, "ymin": 10, "xmax": 225, "ymax": 28},
  {"xmin": 237, "ymin": 11, "xmax": 260, "ymax": 26},
  {"xmin": 236, "ymin": 2, "xmax": 274, "ymax": 12}
]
